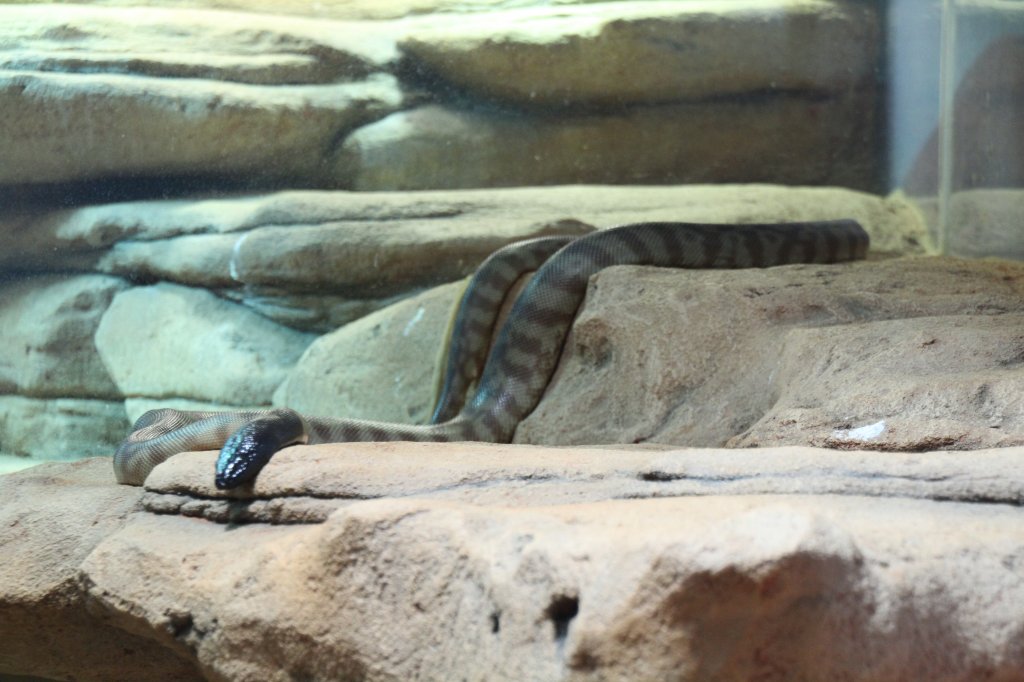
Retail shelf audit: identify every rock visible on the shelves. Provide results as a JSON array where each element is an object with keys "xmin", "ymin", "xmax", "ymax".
[
  {"xmin": 2, "ymin": 448, "xmax": 1021, "ymax": 680},
  {"xmin": 0, "ymin": 275, "xmax": 128, "ymax": 400},
  {"xmin": 338, "ymin": 95, "xmax": 880, "ymax": 191},
  {"xmin": 95, "ymin": 283, "xmax": 315, "ymax": 405},
  {"xmin": 0, "ymin": 458, "xmax": 203, "ymax": 682},
  {"xmin": 275, "ymin": 279, "xmax": 467, "ymax": 424},
  {"xmin": 4, "ymin": 185, "xmax": 914, "ymax": 332},
  {"xmin": 734, "ymin": 312, "xmax": 1024, "ymax": 450},
  {"xmin": 140, "ymin": 441, "xmax": 1024, "ymax": 522},
  {"xmin": 400, "ymin": 0, "xmax": 879, "ymax": 107},
  {"xmin": 0, "ymin": 5, "xmax": 402, "ymax": 187},
  {"xmin": 516, "ymin": 256, "xmax": 1024, "ymax": 449},
  {"xmin": 0, "ymin": 395, "xmax": 128, "ymax": 460}
]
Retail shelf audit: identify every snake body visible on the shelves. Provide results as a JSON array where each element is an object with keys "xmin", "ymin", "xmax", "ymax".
[{"xmin": 114, "ymin": 220, "xmax": 869, "ymax": 488}]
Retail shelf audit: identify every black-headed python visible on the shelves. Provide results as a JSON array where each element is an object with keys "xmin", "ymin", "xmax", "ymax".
[{"xmin": 114, "ymin": 220, "xmax": 869, "ymax": 488}]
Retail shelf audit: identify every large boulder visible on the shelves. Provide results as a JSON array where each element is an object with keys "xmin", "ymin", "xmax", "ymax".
[
  {"xmin": 95, "ymin": 283, "xmax": 315, "ymax": 405},
  {"xmin": 518, "ymin": 256, "xmax": 1024, "ymax": 449},
  {"xmin": 0, "ymin": 275, "xmax": 128, "ymax": 400}
]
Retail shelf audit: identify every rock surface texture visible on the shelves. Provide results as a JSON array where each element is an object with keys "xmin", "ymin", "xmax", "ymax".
[
  {"xmin": 1, "ymin": 447, "xmax": 1022, "ymax": 681},
  {"xmin": 0, "ymin": 0, "xmax": 883, "ymax": 194}
]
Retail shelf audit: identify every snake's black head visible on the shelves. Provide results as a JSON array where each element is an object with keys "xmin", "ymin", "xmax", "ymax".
[
  {"xmin": 214, "ymin": 411, "xmax": 306, "ymax": 490},
  {"xmin": 215, "ymin": 425, "xmax": 273, "ymax": 490}
]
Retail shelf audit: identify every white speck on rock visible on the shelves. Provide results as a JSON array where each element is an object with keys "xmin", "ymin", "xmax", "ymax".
[
  {"xmin": 832, "ymin": 420, "xmax": 886, "ymax": 441},
  {"xmin": 403, "ymin": 306, "xmax": 425, "ymax": 336}
]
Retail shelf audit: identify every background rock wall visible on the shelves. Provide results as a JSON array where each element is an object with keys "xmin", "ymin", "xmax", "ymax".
[
  {"xmin": 0, "ymin": 1, "xmax": 884, "ymax": 196},
  {"xmin": 0, "ymin": 0, "xmax": 888, "ymax": 468}
]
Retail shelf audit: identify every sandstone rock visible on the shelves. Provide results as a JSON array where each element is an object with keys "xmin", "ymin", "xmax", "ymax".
[
  {"xmin": 1, "ymin": 70, "xmax": 401, "ymax": 187},
  {"xmin": 95, "ymin": 283, "xmax": 315, "ymax": 405},
  {"xmin": 516, "ymin": 256, "xmax": 1024, "ymax": 449},
  {"xmin": 0, "ymin": 5, "xmax": 402, "ymax": 187},
  {"xmin": 0, "ymin": 274, "xmax": 128, "ymax": 399},
  {"xmin": 734, "ymin": 312, "xmax": 1024, "ymax": 450},
  {"xmin": 338, "ymin": 96, "xmax": 880, "ymax": 191},
  {"xmin": 2, "ymin": 449, "xmax": 1020, "ymax": 680},
  {"xmin": 49, "ymin": 0, "xmax": 575, "ymax": 22},
  {"xmin": 0, "ymin": 395, "xmax": 128, "ymax": 460},
  {"xmin": 275, "ymin": 279, "xmax": 466, "ymax": 424},
  {"xmin": 81, "ymin": 492, "xmax": 1024, "ymax": 681},
  {"xmin": 0, "ymin": 458, "xmax": 202, "ymax": 682},
  {"xmin": 3, "ymin": 185, "xmax": 913, "ymax": 333},
  {"xmin": 141, "ymin": 441, "xmax": 1024, "ymax": 522},
  {"xmin": 400, "ymin": 0, "xmax": 879, "ymax": 107}
]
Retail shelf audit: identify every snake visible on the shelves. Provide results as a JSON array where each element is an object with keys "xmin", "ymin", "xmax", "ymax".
[{"xmin": 113, "ymin": 219, "xmax": 869, "ymax": 489}]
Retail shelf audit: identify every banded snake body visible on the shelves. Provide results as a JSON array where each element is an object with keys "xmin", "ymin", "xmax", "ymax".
[{"xmin": 114, "ymin": 220, "xmax": 869, "ymax": 488}]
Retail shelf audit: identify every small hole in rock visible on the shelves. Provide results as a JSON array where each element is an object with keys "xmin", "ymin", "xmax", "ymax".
[
  {"xmin": 546, "ymin": 595, "xmax": 579, "ymax": 641},
  {"xmin": 490, "ymin": 611, "xmax": 501, "ymax": 634}
]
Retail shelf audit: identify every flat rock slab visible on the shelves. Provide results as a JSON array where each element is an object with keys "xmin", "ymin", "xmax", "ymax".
[
  {"xmin": 2, "ymin": 450, "xmax": 1022, "ymax": 681},
  {"xmin": 0, "ymin": 5, "xmax": 401, "ymax": 186},
  {"xmin": 141, "ymin": 441, "xmax": 1024, "ymax": 524}
]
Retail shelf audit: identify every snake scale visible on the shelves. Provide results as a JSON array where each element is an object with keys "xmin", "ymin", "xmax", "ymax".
[{"xmin": 114, "ymin": 219, "xmax": 869, "ymax": 488}]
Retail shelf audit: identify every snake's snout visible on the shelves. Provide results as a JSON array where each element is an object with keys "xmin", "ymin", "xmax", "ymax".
[{"xmin": 214, "ymin": 409, "xmax": 308, "ymax": 489}]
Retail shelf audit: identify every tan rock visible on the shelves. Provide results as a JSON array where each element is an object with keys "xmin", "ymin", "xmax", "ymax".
[
  {"xmin": 1, "ymin": 70, "xmax": 401, "ymax": 186},
  {"xmin": 141, "ymin": 442, "xmax": 1024, "ymax": 522},
  {"xmin": 0, "ymin": 395, "xmax": 128, "ymax": 460},
  {"xmin": 3, "ymin": 448, "xmax": 1021, "ymax": 680},
  {"xmin": 516, "ymin": 256, "xmax": 1024, "ymax": 449},
  {"xmin": 94, "ymin": 283, "xmax": 315, "ymax": 405},
  {"xmin": 401, "ymin": 0, "xmax": 879, "ymax": 106},
  {"xmin": 338, "ymin": 97, "xmax": 881, "ymax": 191},
  {"xmin": 274, "ymin": 280, "xmax": 465, "ymax": 424},
  {"xmin": 734, "ymin": 312, "xmax": 1024, "ymax": 450},
  {"xmin": 0, "ymin": 458, "xmax": 202, "ymax": 682},
  {"xmin": 3, "ymin": 185, "xmax": 911, "ymax": 333},
  {"xmin": 0, "ymin": 5, "xmax": 402, "ymax": 186},
  {"xmin": 0, "ymin": 274, "xmax": 128, "ymax": 399}
]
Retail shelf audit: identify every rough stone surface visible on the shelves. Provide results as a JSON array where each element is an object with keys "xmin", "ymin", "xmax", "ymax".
[
  {"xmin": 1, "ymin": 450, "xmax": 1022, "ymax": 681},
  {"xmin": 0, "ymin": 274, "xmax": 128, "ymax": 399},
  {"xmin": 2, "ymin": 185, "xmax": 916, "ymax": 334},
  {"xmin": 95, "ymin": 283, "xmax": 315, "ymax": 405},
  {"xmin": 0, "ymin": 458, "xmax": 203, "ymax": 682},
  {"xmin": 0, "ymin": 1, "xmax": 883, "ymax": 194},
  {"xmin": 0, "ymin": 5, "xmax": 402, "ymax": 187},
  {"xmin": 141, "ymin": 441, "xmax": 1024, "ymax": 523},
  {"xmin": 400, "ymin": 0, "xmax": 878, "ymax": 107},
  {"xmin": 338, "ymin": 95, "xmax": 879, "ymax": 191},
  {"xmin": 0, "ymin": 395, "xmax": 128, "ymax": 460},
  {"xmin": 275, "ymin": 279, "xmax": 466, "ymax": 424},
  {"xmin": 518, "ymin": 256, "xmax": 1024, "ymax": 449}
]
